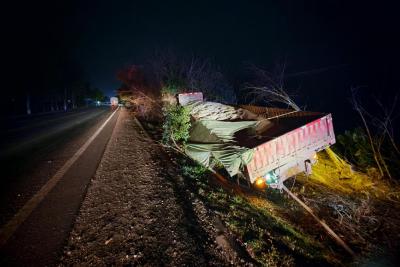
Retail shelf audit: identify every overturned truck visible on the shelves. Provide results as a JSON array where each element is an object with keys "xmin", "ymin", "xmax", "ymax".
[{"xmin": 178, "ymin": 92, "xmax": 336, "ymax": 190}]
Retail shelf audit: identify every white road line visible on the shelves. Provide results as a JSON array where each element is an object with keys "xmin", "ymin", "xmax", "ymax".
[{"xmin": 0, "ymin": 107, "xmax": 119, "ymax": 247}]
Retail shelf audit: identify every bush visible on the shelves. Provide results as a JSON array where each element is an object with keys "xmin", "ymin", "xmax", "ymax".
[
  {"xmin": 181, "ymin": 164, "xmax": 208, "ymax": 180},
  {"xmin": 161, "ymin": 84, "xmax": 180, "ymax": 96},
  {"xmin": 334, "ymin": 127, "xmax": 400, "ymax": 178},
  {"xmin": 162, "ymin": 104, "xmax": 191, "ymax": 148},
  {"xmin": 334, "ymin": 127, "xmax": 375, "ymax": 169}
]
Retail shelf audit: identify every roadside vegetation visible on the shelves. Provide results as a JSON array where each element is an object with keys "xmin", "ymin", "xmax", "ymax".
[
  {"xmin": 117, "ymin": 51, "xmax": 400, "ymax": 266},
  {"xmin": 179, "ymin": 157, "xmax": 341, "ymax": 266},
  {"xmin": 161, "ymin": 104, "xmax": 191, "ymax": 149}
]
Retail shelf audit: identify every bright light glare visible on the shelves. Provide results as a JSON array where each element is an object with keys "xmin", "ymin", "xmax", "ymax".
[{"xmin": 255, "ymin": 177, "xmax": 266, "ymax": 188}]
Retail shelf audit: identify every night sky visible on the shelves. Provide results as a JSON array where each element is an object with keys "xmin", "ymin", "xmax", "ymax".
[{"xmin": 3, "ymin": 1, "xmax": 399, "ymax": 132}]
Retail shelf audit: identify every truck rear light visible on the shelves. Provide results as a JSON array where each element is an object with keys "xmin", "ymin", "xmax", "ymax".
[
  {"xmin": 265, "ymin": 172, "xmax": 279, "ymax": 185},
  {"xmin": 254, "ymin": 177, "xmax": 267, "ymax": 189}
]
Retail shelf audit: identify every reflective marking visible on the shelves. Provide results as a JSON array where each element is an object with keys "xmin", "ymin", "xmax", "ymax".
[{"xmin": 0, "ymin": 107, "xmax": 119, "ymax": 247}]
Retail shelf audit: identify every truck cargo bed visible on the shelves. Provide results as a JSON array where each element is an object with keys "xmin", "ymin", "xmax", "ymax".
[
  {"xmin": 235, "ymin": 105, "xmax": 328, "ymax": 148},
  {"xmin": 237, "ymin": 105, "xmax": 336, "ymax": 184}
]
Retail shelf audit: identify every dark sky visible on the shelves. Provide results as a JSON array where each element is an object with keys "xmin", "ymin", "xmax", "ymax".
[
  {"xmin": 70, "ymin": 1, "xmax": 399, "ymax": 93},
  {"xmin": 3, "ymin": 0, "xmax": 399, "ymax": 131}
]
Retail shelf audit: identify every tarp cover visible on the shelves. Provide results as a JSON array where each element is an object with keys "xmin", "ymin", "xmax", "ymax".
[
  {"xmin": 185, "ymin": 101, "xmax": 240, "ymax": 121},
  {"xmin": 185, "ymin": 118, "xmax": 258, "ymax": 177}
]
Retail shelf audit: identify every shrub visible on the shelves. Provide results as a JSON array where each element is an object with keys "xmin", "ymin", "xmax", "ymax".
[
  {"xmin": 334, "ymin": 127, "xmax": 375, "ymax": 169},
  {"xmin": 161, "ymin": 84, "xmax": 180, "ymax": 96},
  {"xmin": 162, "ymin": 104, "xmax": 191, "ymax": 148},
  {"xmin": 181, "ymin": 164, "xmax": 208, "ymax": 180}
]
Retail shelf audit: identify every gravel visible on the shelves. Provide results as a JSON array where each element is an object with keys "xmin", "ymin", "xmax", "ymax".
[{"xmin": 60, "ymin": 109, "xmax": 235, "ymax": 266}]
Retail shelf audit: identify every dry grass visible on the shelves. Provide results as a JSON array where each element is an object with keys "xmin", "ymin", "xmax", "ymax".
[
  {"xmin": 306, "ymin": 148, "xmax": 400, "ymax": 201},
  {"xmin": 286, "ymin": 148, "xmax": 400, "ymax": 262}
]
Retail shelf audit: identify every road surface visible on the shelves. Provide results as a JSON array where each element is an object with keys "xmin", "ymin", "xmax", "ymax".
[{"xmin": 0, "ymin": 107, "xmax": 120, "ymax": 266}]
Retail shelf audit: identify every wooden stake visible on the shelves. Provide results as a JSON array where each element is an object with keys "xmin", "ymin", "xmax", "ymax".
[{"xmin": 282, "ymin": 185, "xmax": 355, "ymax": 257}]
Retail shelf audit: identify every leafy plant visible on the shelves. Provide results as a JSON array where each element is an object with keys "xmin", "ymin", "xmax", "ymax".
[
  {"xmin": 335, "ymin": 127, "xmax": 375, "ymax": 169},
  {"xmin": 162, "ymin": 104, "xmax": 191, "ymax": 148},
  {"xmin": 181, "ymin": 163, "xmax": 208, "ymax": 179},
  {"xmin": 161, "ymin": 84, "xmax": 180, "ymax": 96}
]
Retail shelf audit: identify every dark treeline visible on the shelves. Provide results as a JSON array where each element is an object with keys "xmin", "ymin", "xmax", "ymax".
[{"xmin": 2, "ymin": 1, "xmax": 105, "ymax": 118}]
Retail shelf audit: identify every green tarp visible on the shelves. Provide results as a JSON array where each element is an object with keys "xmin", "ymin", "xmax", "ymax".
[{"xmin": 185, "ymin": 119, "xmax": 258, "ymax": 177}]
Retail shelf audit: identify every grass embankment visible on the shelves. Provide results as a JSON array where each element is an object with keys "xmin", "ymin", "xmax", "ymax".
[{"xmin": 173, "ymin": 156, "xmax": 342, "ymax": 266}]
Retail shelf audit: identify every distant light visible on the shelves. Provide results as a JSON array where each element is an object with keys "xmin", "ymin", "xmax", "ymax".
[{"xmin": 97, "ymin": 101, "xmax": 100, "ymax": 104}]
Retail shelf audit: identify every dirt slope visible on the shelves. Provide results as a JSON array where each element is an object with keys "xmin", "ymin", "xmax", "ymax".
[{"xmin": 60, "ymin": 108, "xmax": 236, "ymax": 266}]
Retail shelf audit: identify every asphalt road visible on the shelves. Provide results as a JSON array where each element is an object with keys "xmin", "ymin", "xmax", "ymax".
[{"xmin": 0, "ymin": 107, "xmax": 120, "ymax": 266}]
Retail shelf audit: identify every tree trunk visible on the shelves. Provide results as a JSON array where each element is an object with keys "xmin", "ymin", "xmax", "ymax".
[
  {"xmin": 63, "ymin": 88, "xmax": 67, "ymax": 111},
  {"xmin": 388, "ymin": 135, "xmax": 400, "ymax": 156},
  {"xmin": 26, "ymin": 92, "xmax": 31, "ymax": 115},
  {"xmin": 72, "ymin": 92, "xmax": 77, "ymax": 109},
  {"xmin": 359, "ymin": 112, "xmax": 384, "ymax": 177},
  {"xmin": 377, "ymin": 143, "xmax": 392, "ymax": 179}
]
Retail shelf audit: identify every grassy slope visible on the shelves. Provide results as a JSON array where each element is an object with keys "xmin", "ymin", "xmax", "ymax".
[{"xmin": 139, "ymin": 116, "xmax": 400, "ymax": 266}]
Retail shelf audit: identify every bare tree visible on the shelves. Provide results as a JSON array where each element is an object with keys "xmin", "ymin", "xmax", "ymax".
[
  {"xmin": 244, "ymin": 64, "xmax": 300, "ymax": 111},
  {"xmin": 149, "ymin": 50, "xmax": 236, "ymax": 103},
  {"xmin": 373, "ymin": 96, "xmax": 400, "ymax": 156},
  {"xmin": 368, "ymin": 95, "xmax": 399, "ymax": 180},
  {"xmin": 350, "ymin": 88, "xmax": 389, "ymax": 178}
]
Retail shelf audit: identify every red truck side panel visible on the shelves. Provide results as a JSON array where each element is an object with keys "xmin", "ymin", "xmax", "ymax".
[{"xmin": 246, "ymin": 114, "xmax": 335, "ymax": 182}]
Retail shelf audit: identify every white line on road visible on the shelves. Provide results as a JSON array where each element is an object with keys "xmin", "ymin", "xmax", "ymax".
[{"xmin": 0, "ymin": 107, "xmax": 119, "ymax": 247}]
